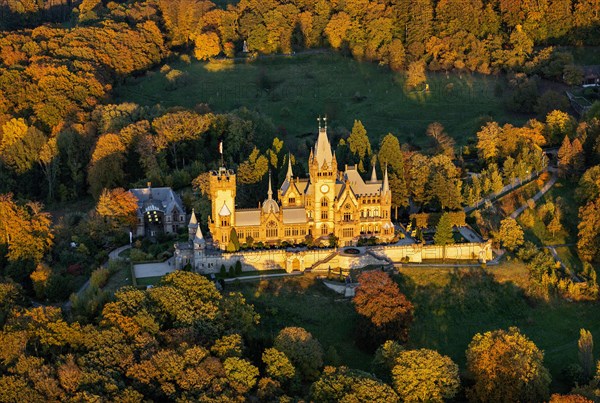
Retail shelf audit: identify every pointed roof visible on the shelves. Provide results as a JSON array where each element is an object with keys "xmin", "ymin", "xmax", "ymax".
[
  {"xmin": 219, "ymin": 202, "xmax": 231, "ymax": 216},
  {"xmin": 382, "ymin": 165, "xmax": 390, "ymax": 194},
  {"xmin": 263, "ymin": 171, "xmax": 280, "ymax": 214},
  {"xmin": 286, "ymin": 154, "xmax": 293, "ymax": 180},
  {"xmin": 370, "ymin": 163, "xmax": 377, "ymax": 182},
  {"xmin": 314, "ymin": 125, "xmax": 333, "ymax": 168},
  {"xmin": 188, "ymin": 208, "xmax": 198, "ymax": 228},
  {"xmin": 194, "ymin": 225, "xmax": 205, "ymax": 244}
]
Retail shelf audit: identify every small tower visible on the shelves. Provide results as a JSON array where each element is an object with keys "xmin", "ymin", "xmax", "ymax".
[
  {"xmin": 194, "ymin": 224, "xmax": 206, "ymax": 250},
  {"xmin": 370, "ymin": 161, "xmax": 378, "ymax": 182},
  {"xmin": 208, "ymin": 167, "xmax": 237, "ymax": 248},
  {"xmin": 188, "ymin": 208, "xmax": 198, "ymax": 241}
]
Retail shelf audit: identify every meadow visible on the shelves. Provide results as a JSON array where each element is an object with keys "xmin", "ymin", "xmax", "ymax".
[
  {"xmin": 231, "ymin": 264, "xmax": 600, "ymax": 393},
  {"xmin": 116, "ymin": 52, "xmax": 528, "ymax": 148}
]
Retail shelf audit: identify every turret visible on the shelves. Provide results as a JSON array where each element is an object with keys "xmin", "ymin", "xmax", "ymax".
[{"xmin": 188, "ymin": 208, "xmax": 198, "ymax": 241}]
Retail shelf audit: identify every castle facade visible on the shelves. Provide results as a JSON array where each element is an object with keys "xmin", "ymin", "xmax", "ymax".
[{"xmin": 207, "ymin": 121, "xmax": 395, "ymax": 249}]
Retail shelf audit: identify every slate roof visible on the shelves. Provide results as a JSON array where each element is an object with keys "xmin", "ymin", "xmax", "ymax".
[
  {"xmin": 235, "ymin": 210, "xmax": 261, "ymax": 226},
  {"xmin": 129, "ymin": 187, "xmax": 184, "ymax": 216},
  {"xmin": 282, "ymin": 208, "xmax": 307, "ymax": 224}
]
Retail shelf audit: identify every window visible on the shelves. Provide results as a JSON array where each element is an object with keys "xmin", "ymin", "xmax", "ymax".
[
  {"xmin": 266, "ymin": 221, "xmax": 278, "ymax": 238},
  {"xmin": 285, "ymin": 228, "xmax": 291, "ymax": 236},
  {"xmin": 289, "ymin": 197, "xmax": 296, "ymax": 204},
  {"xmin": 343, "ymin": 212, "xmax": 351, "ymax": 221},
  {"xmin": 321, "ymin": 211, "xmax": 328, "ymax": 220},
  {"xmin": 321, "ymin": 198, "xmax": 328, "ymax": 207},
  {"xmin": 321, "ymin": 224, "xmax": 329, "ymax": 235},
  {"xmin": 342, "ymin": 228, "xmax": 354, "ymax": 237},
  {"xmin": 221, "ymin": 217, "xmax": 229, "ymax": 226}
]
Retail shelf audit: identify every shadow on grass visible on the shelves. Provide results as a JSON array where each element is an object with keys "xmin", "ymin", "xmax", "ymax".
[
  {"xmin": 396, "ymin": 267, "xmax": 600, "ymax": 392},
  {"xmin": 230, "ymin": 275, "xmax": 373, "ymax": 371}
]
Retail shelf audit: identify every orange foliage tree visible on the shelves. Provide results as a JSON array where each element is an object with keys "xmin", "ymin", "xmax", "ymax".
[
  {"xmin": 96, "ymin": 188, "xmax": 139, "ymax": 229},
  {"xmin": 353, "ymin": 271, "xmax": 413, "ymax": 349},
  {"xmin": 0, "ymin": 194, "xmax": 53, "ymax": 263}
]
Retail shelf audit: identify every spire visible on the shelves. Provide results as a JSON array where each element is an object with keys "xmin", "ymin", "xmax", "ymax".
[
  {"xmin": 188, "ymin": 208, "xmax": 198, "ymax": 228},
  {"xmin": 267, "ymin": 170, "xmax": 273, "ymax": 200},
  {"xmin": 286, "ymin": 153, "xmax": 293, "ymax": 180},
  {"xmin": 370, "ymin": 162, "xmax": 377, "ymax": 182},
  {"xmin": 314, "ymin": 116, "xmax": 333, "ymax": 168},
  {"xmin": 195, "ymin": 225, "xmax": 205, "ymax": 243},
  {"xmin": 382, "ymin": 165, "xmax": 390, "ymax": 194}
]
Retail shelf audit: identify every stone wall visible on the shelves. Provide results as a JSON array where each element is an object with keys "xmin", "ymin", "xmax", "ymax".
[{"xmin": 182, "ymin": 240, "xmax": 493, "ymax": 274}]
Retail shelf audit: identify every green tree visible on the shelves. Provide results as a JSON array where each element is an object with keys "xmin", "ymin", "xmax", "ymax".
[
  {"xmin": 372, "ymin": 340, "xmax": 405, "ymax": 381},
  {"xmin": 466, "ymin": 327, "xmax": 551, "ymax": 403},
  {"xmin": 578, "ymin": 329, "xmax": 594, "ymax": 381},
  {"xmin": 227, "ymin": 228, "xmax": 240, "ymax": 252},
  {"xmin": 348, "ymin": 120, "xmax": 372, "ymax": 172},
  {"xmin": 391, "ymin": 349, "xmax": 460, "ymax": 402},
  {"xmin": 434, "ymin": 213, "xmax": 454, "ymax": 246},
  {"xmin": 273, "ymin": 327, "xmax": 323, "ymax": 381},
  {"xmin": 497, "ymin": 218, "xmax": 524, "ymax": 251}
]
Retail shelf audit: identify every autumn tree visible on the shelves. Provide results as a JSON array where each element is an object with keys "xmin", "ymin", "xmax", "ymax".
[
  {"xmin": 577, "ymin": 198, "xmax": 600, "ymax": 262},
  {"xmin": 497, "ymin": 218, "xmax": 524, "ymax": 251},
  {"xmin": 88, "ymin": 133, "xmax": 127, "ymax": 199},
  {"xmin": 310, "ymin": 366, "xmax": 400, "ymax": 402},
  {"xmin": 96, "ymin": 188, "xmax": 139, "ymax": 229},
  {"xmin": 191, "ymin": 32, "xmax": 221, "ymax": 60},
  {"xmin": 0, "ymin": 194, "xmax": 53, "ymax": 263},
  {"xmin": 152, "ymin": 111, "xmax": 214, "ymax": 170},
  {"xmin": 353, "ymin": 271, "xmax": 413, "ymax": 349},
  {"xmin": 273, "ymin": 327, "xmax": 323, "ymax": 381},
  {"xmin": 476, "ymin": 121, "xmax": 501, "ymax": 161},
  {"xmin": 466, "ymin": 327, "xmax": 551, "ymax": 403},
  {"xmin": 427, "ymin": 122, "xmax": 455, "ymax": 158},
  {"xmin": 262, "ymin": 348, "xmax": 295, "ymax": 383},
  {"xmin": 406, "ymin": 60, "xmax": 426, "ymax": 89},
  {"xmin": 391, "ymin": 349, "xmax": 460, "ymax": 402}
]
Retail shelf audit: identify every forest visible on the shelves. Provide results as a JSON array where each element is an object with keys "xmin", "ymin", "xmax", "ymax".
[{"xmin": 0, "ymin": 0, "xmax": 600, "ymax": 401}]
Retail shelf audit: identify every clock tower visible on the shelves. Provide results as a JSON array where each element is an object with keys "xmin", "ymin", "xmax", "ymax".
[{"xmin": 309, "ymin": 117, "xmax": 337, "ymax": 239}]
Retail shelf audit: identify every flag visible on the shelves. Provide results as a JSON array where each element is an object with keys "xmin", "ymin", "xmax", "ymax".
[{"xmin": 219, "ymin": 141, "xmax": 223, "ymax": 154}]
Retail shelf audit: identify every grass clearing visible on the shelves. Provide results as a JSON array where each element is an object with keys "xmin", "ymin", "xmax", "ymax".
[
  {"xmin": 116, "ymin": 52, "xmax": 527, "ymax": 148},
  {"xmin": 136, "ymin": 276, "xmax": 164, "ymax": 287},
  {"xmin": 229, "ymin": 274, "xmax": 373, "ymax": 370},
  {"xmin": 233, "ymin": 264, "xmax": 600, "ymax": 393},
  {"xmin": 397, "ymin": 263, "xmax": 600, "ymax": 392}
]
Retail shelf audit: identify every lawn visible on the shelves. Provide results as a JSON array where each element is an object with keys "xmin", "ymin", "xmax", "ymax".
[
  {"xmin": 397, "ymin": 263, "xmax": 600, "ymax": 392},
  {"xmin": 229, "ymin": 274, "xmax": 373, "ymax": 370},
  {"xmin": 115, "ymin": 52, "xmax": 527, "ymax": 148},
  {"xmin": 232, "ymin": 264, "xmax": 600, "ymax": 393}
]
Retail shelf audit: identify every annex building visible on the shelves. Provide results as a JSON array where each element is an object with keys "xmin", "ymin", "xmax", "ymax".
[
  {"xmin": 207, "ymin": 121, "xmax": 395, "ymax": 249},
  {"xmin": 129, "ymin": 184, "xmax": 186, "ymax": 237}
]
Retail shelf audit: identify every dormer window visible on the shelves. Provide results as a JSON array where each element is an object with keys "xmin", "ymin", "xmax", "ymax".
[{"xmin": 289, "ymin": 197, "xmax": 296, "ymax": 204}]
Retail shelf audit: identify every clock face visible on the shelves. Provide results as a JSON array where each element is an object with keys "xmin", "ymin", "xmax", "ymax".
[{"xmin": 320, "ymin": 184, "xmax": 329, "ymax": 193}]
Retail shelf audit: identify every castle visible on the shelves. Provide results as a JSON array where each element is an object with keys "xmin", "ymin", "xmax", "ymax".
[{"xmin": 206, "ymin": 119, "xmax": 395, "ymax": 249}]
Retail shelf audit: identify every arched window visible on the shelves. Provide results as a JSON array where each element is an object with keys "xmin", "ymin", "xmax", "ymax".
[
  {"xmin": 321, "ymin": 198, "xmax": 328, "ymax": 207},
  {"xmin": 266, "ymin": 221, "xmax": 278, "ymax": 238}
]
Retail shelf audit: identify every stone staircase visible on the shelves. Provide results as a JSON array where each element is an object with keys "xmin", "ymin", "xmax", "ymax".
[{"xmin": 311, "ymin": 251, "xmax": 339, "ymax": 271}]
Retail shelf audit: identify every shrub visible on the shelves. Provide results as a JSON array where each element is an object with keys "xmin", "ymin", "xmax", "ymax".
[{"xmin": 90, "ymin": 268, "xmax": 110, "ymax": 289}]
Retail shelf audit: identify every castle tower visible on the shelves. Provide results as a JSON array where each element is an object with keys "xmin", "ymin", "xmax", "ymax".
[
  {"xmin": 310, "ymin": 116, "xmax": 337, "ymax": 239},
  {"xmin": 208, "ymin": 167, "xmax": 236, "ymax": 247}
]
